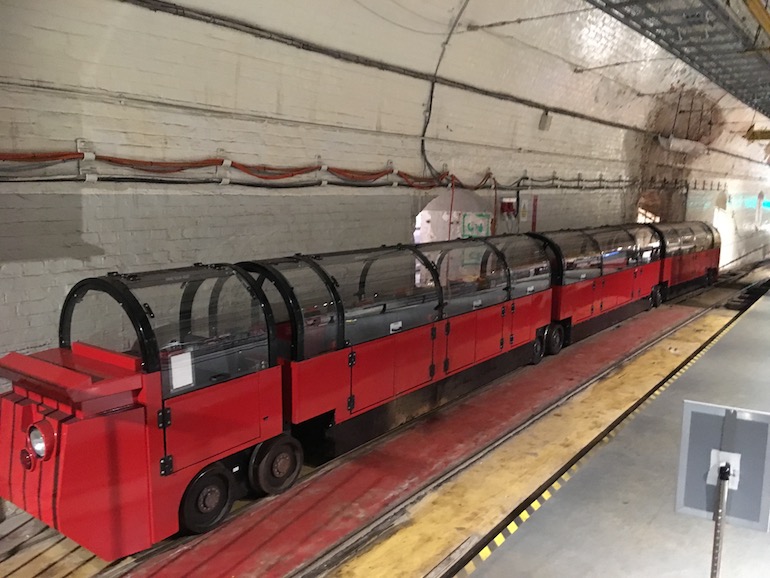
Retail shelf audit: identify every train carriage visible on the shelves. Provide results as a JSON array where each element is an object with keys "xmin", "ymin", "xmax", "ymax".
[
  {"xmin": 0, "ymin": 222, "xmax": 719, "ymax": 560},
  {"xmin": 651, "ymin": 221, "xmax": 721, "ymax": 297},
  {"xmin": 531, "ymin": 224, "xmax": 662, "ymax": 346}
]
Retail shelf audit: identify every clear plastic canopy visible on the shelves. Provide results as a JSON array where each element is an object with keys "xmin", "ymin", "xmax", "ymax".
[
  {"xmin": 654, "ymin": 221, "xmax": 717, "ymax": 256},
  {"xmin": 61, "ymin": 265, "xmax": 271, "ymax": 396}
]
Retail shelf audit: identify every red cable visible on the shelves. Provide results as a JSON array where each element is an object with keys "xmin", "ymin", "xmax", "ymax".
[
  {"xmin": 397, "ymin": 170, "xmax": 448, "ymax": 190},
  {"xmin": 327, "ymin": 166, "xmax": 392, "ymax": 182},
  {"xmin": 95, "ymin": 156, "xmax": 224, "ymax": 173},
  {"xmin": 0, "ymin": 152, "xmax": 84, "ymax": 162},
  {"xmin": 0, "ymin": 151, "xmax": 494, "ymax": 192},
  {"xmin": 231, "ymin": 162, "xmax": 321, "ymax": 180}
]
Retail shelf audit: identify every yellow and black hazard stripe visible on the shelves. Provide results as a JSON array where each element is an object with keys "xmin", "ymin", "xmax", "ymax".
[{"xmin": 456, "ymin": 318, "xmax": 737, "ymax": 577}]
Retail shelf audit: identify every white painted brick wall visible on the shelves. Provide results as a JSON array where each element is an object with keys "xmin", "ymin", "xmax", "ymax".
[
  {"xmin": 0, "ymin": 182, "xmax": 419, "ymax": 355},
  {"xmin": 2, "ymin": 0, "xmax": 770, "ymax": 357}
]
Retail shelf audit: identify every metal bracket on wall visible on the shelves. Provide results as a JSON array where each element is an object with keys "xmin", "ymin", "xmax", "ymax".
[{"xmin": 75, "ymin": 138, "xmax": 97, "ymax": 182}]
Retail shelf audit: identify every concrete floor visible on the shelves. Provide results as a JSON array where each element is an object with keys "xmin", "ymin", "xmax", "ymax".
[{"xmin": 474, "ymin": 295, "xmax": 770, "ymax": 578}]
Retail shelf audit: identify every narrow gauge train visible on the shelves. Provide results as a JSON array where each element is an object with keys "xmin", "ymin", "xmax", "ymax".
[{"xmin": 0, "ymin": 221, "xmax": 719, "ymax": 560}]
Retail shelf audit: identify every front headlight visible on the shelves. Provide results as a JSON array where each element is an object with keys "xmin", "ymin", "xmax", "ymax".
[
  {"xmin": 27, "ymin": 421, "xmax": 55, "ymax": 460},
  {"xmin": 29, "ymin": 426, "xmax": 46, "ymax": 458}
]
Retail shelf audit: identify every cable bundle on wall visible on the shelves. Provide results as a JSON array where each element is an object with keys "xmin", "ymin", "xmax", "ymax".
[{"xmin": 0, "ymin": 150, "xmax": 637, "ymax": 192}]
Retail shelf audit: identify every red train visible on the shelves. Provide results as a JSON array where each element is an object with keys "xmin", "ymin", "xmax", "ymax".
[{"xmin": 0, "ymin": 221, "xmax": 720, "ymax": 560}]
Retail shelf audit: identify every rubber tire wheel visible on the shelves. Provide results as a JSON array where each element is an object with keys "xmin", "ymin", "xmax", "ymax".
[
  {"xmin": 255, "ymin": 435, "xmax": 304, "ymax": 495},
  {"xmin": 180, "ymin": 464, "xmax": 234, "ymax": 534},
  {"xmin": 651, "ymin": 286, "xmax": 663, "ymax": 308},
  {"xmin": 531, "ymin": 336, "xmax": 545, "ymax": 365},
  {"xmin": 545, "ymin": 324, "xmax": 564, "ymax": 356}
]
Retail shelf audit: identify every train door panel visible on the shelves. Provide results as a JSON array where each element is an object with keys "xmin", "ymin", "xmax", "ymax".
[
  {"xmin": 164, "ymin": 370, "xmax": 272, "ymax": 472},
  {"xmin": 599, "ymin": 275, "xmax": 615, "ymax": 311},
  {"xmin": 475, "ymin": 305, "xmax": 505, "ymax": 363},
  {"xmin": 581, "ymin": 280, "xmax": 597, "ymax": 322},
  {"xmin": 508, "ymin": 295, "xmax": 530, "ymax": 349},
  {"xmin": 612, "ymin": 269, "xmax": 636, "ymax": 309},
  {"xmin": 637, "ymin": 264, "xmax": 649, "ymax": 299},
  {"xmin": 393, "ymin": 324, "xmax": 435, "ymax": 395},
  {"xmin": 565, "ymin": 279, "xmax": 595, "ymax": 323},
  {"xmin": 444, "ymin": 312, "xmax": 476, "ymax": 374},
  {"xmin": 290, "ymin": 348, "xmax": 350, "ymax": 424},
  {"xmin": 351, "ymin": 337, "xmax": 396, "ymax": 413}
]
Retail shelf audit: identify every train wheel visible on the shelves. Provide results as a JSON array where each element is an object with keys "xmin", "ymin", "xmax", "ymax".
[
  {"xmin": 545, "ymin": 323, "xmax": 564, "ymax": 356},
  {"xmin": 531, "ymin": 336, "xmax": 545, "ymax": 365},
  {"xmin": 253, "ymin": 434, "xmax": 303, "ymax": 495},
  {"xmin": 180, "ymin": 463, "xmax": 234, "ymax": 534}
]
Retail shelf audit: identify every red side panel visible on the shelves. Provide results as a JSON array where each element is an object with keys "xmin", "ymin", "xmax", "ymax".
[
  {"xmin": 143, "ymin": 373, "xmax": 185, "ymax": 547},
  {"xmin": 509, "ymin": 295, "xmax": 533, "ymax": 348},
  {"xmin": 669, "ymin": 252, "xmax": 710, "ymax": 287},
  {"xmin": 555, "ymin": 280, "xmax": 596, "ymax": 323},
  {"xmin": 351, "ymin": 338, "xmax": 396, "ymax": 413},
  {"xmin": 475, "ymin": 305, "xmax": 505, "ymax": 362},
  {"xmin": 709, "ymin": 248, "xmax": 721, "ymax": 274},
  {"xmin": 290, "ymin": 348, "xmax": 350, "ymax": 424},
  {"xmin": 393, "ymin": 325, "xmax": 435, "ymax": 395},
  {"xmin": 444, "ymin": 313, "xmax": 476, "ymax": 375},
  {"xmin": 660, "ymin": 257, "xmax": 673, "ymax": 286},
  {"xmin": 165, "ymin": 373, "xmax": 266, "ymax": 471},
  {"xmin": 57, "ymin": 407, "xmax": 152, "ymax": 560},
  {"xmin": 508, "ymin": 291, "xmax": 551, "ymax": 348},
  {"xmin": 603, "ymin": 269, "xmax": 636, "ymax": 311},
  {"xmin": 679, "ymin": 254, "xmax": 692, "ymax": 283},
  {"xmin": 635, "ymin": 262, "xmax": 659, "ymax": 299}
]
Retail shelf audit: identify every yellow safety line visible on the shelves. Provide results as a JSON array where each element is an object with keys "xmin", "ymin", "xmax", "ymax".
[{"xmin": 457, "ymin": 317, "xmax": 736, "ymax": 577}]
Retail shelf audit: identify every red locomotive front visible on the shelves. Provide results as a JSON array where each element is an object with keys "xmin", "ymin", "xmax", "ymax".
[
  {"xmin": 0, "ymin": 344, "xmax": 153, "ymax": 560},
  {"xmin": 0, "ymin": 264, "xmax": 292, "ymax": 560}
]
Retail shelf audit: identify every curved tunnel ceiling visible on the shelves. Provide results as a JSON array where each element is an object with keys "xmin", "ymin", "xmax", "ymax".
[{"xmin": 165, "ymin": 0, "xmax": 767, "ymax": 132}]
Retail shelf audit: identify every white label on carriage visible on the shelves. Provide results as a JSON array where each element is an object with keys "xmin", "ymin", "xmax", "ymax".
[
  {"xmin": 472, "ymin": 299, "xmax": 482, "ymax": 310},
  {"xmin": 527, "ymin": 285, "xmax": 535, "ymax": 294},
  {"xmin": 170, "ymin": 351, "xmax": 194, "ymax": 390},
  {"xmin": 390, "ymin": 321, "xmax": 403, "ymax": 334},
  {"xmin": 580, "ymin": 273, "xmax": 587, "ymax": 280}
]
